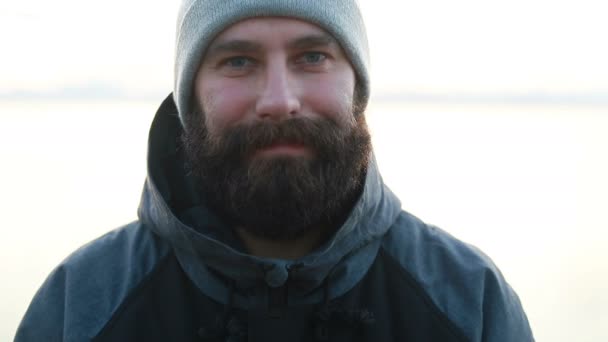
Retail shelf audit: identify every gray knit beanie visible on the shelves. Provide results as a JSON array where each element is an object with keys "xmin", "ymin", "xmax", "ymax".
[{"xmin": 174, "ymin": 0, "xmax": 370, "ymax": 126}]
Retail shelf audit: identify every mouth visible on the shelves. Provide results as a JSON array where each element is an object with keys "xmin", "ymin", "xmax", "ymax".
[{"xmin": 253, "ymin": 142, "xmax": 313, "ymax": 158}]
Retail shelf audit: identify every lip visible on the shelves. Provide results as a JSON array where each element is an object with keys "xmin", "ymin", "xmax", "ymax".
[{"xmin": 254, "ymin": 143, "xmax": 312, "ymax": 157}]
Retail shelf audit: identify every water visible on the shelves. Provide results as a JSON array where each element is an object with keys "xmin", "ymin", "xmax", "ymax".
[{"xmin": 1, "ymin": 100, "xmax": 606, "ymax": 341}]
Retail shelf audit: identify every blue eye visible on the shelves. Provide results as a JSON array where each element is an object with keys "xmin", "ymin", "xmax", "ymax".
[
  {"xmin": 225, "ymin": 57, "xmax": 252, "ymax": 68},
  {"xmin": 301, "ymin": 52, "xmax": 326, "ymax": 64}
]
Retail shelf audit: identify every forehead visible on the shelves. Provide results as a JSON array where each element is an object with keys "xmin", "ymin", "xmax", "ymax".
[{"xmin": 208, "ymin": 17, "xmax": 335, "ymax": 48}]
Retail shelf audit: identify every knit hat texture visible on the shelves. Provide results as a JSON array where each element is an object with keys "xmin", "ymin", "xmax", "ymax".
[{"xmin": 174, "ymin": 0, "xmax": 370, "ymax": 125}]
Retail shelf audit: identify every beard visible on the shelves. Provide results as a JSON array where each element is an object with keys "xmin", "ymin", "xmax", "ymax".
[{"xmin": 180, "ymin": 108, "xmax": 372, "ymax": 241}]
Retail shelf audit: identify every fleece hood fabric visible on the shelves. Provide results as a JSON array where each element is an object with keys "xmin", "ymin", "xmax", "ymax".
[{"xmin": 15, "ymin": 94, "xmax": 534, "ymax": 341}]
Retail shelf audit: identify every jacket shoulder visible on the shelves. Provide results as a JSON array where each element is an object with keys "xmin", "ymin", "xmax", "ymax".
[
  {"xmin": 381, "ymin": 211, "xmax": 534, "ymax": 342},
  {"xmin": 15, "ymin": 221, "xmax": 172, "ymax": 342}
]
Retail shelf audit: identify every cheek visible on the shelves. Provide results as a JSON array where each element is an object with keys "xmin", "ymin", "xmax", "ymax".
[
  {"xmin": 196, "ymin": 80, "xmax": 256, "ymax": 132},
  {"xmin": 302, "ymin": 73, "xmax": 356, "ymax": 125}
]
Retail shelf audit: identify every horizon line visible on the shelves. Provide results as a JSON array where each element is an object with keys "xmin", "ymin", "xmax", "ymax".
[{"xmin": 1, "ymin": 87, "xmax": 607, "ymax": 106}]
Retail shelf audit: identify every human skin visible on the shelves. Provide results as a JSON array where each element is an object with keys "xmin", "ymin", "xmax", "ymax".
[
  {"xmin": 192, "ymin": 17, "xmax": 359, "ymax": 258},
  {"xmin": 193, "ymin": 17, "xmax": 357, "ymax": 159}
]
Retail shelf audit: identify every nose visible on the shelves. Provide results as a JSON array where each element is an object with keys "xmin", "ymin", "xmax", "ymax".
[{"xmin": 255, "ymin": 63, "xmax": 301, "ymax": 121}]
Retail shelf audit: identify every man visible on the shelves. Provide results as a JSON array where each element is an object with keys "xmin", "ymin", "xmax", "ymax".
[{"xmin": 16, "ymin": 0, "xmax": 534, "ymax": 341}]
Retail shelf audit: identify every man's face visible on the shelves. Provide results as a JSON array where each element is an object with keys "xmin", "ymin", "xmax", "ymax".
[
  {"xmin": 193, "ymin": 17, "xmax": 358, "ymax": 155},
  {"xmin": 182, "ymin": 17, "xmax": 371, "ymax": 240}
]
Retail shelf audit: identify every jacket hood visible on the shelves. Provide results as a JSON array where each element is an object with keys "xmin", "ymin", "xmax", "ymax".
[{"xmin": 138, "ymin": 94, "xmax": 402, "ymax": 307}]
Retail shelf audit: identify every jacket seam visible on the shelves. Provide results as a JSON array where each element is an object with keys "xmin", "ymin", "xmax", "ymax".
[
  {"xmin": 378, "ymin": 247, "xmax": 470, "ymax": 342},
  {"xmin": 92, "ymin": 252, "xmax": 175, "ymax": 341}
]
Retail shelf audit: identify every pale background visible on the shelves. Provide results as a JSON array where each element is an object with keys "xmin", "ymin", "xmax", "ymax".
[{"xmin": 1, "ymin": 1, "xmax": 607, "ymax": 341}]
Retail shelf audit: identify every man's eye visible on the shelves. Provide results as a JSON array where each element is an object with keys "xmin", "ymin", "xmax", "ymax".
[
  {"xmin": 224, "ymin": 57, "xmax": 253, "ymax": 68},
  {"xmin": 299, "ymin": 52, "xmax": 327, "ymax": 64}
]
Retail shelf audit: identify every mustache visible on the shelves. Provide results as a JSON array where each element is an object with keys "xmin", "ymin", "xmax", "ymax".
[{"xmin": 201, "ymin": 117, "xmax": 350, "ymax": 160}]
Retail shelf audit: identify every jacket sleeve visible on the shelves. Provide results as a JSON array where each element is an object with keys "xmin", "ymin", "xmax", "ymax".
[
  {"xmin": 14, "ymin": 222, "xmax": 169, "ymax": 342},
  {"xmin": 477, "ymin": 263, "xmax": 535, "ymax": 341},
  {"xmin": 15, "ymin": 265, "xmax": 70, "ymax": 341},
  {"xmin": 382, "ymin": 212, "xmax": 535, "ymax": 341}
]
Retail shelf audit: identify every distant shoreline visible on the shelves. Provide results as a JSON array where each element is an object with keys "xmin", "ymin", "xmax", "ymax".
[{"xmin": 1, "ymin": 87, "xmax": 607, "ymax": 107}]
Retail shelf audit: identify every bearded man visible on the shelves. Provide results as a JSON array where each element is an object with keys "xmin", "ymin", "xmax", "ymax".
[{"xmin": 16, "ymin": 1, "xmax": 534, "ymax": 341}]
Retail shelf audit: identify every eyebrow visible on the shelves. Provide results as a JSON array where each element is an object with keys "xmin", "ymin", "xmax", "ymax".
[
  {"xmin": 286, "ymin": 33, "xmax": 338, "ymax": 50},
  {"xmin": 206, "ymin": 33, "xmax": 339, "ymax": 58},
  {"xmin": 206, "ymin": 40, "xmax": 262, "ymax": 58}
]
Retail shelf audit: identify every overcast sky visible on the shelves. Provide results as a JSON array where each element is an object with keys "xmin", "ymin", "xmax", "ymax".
[{"xmin": 1, "ymin": 0, "xmax": 607, "ymax": 98}]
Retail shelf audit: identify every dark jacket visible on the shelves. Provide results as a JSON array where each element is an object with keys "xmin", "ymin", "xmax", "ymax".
[{"xmin": 15, "ymin": 95, "xmax": 534, "ymax": 341}]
